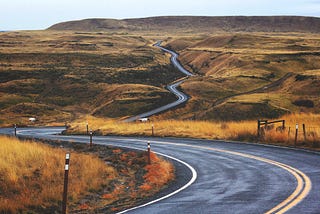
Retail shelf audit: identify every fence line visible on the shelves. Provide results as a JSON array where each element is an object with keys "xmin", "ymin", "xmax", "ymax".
[{"xmin": 259, "ymin": 120, "xmax": 319, "ymax": 147}]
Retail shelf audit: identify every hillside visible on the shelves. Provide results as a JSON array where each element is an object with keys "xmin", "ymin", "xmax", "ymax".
[
  {"xmin": 157, "ymin": 33, "xmax": 320, "ymax": 120},
  {"xmin": 0, "ymin": 31, "xmax": 183, "ymax": 126},
  {"xmin": 48, "ymin": 16, "xmax": 320, "ymax": 33},
  {"xmin": 1, "ymin": 17, "xmax": 320, "ymax": 125}
]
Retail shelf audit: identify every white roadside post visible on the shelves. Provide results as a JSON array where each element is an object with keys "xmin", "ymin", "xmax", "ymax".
[
  {"xmin": 147, "ymin": 141, "xmax": 151, "ymax": 165},
  {"xmin": 62, "ymin": 153, "xmax": 70, "ymax": 214},
  {"xmin": 89, "ymin": 130, "xmax": 93, "ymax": 147},
  {"xmin": 152, "ymin": 124, "xmax": 154, "ymax": 136},
  {"xmin": 295, "ymin": 123, "xmax": 299, "ymax": 146}
]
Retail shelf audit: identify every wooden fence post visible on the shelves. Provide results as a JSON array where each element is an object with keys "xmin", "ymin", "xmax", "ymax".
[
  {"xmin": 295, "ymin": 123, "xmax": 299, "ymax": 146},
  {"xmin": 303, "ymin": 124, "xmax": 307, "ymax": 142},
  {"xmin": 257, "ymin": 120, "xmax": 261, "ymax": 139},
  {"xmin": 14, "ymin": 124, "xmax": 17, "ymax": 136},
  {"xmin": 152, "ymin": 124, "xmax": 154, "ymax": 136},
  {"xmin": 86, "ymin": 122, "xmax": 89, "ymax": 135},
  {"xmin": 264, "ymin": 120, "xmax": 268, "ymax": 129}
]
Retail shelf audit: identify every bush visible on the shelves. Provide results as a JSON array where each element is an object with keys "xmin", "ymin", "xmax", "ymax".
[{"xmin": 292, "ymin": 99, "xmax": 314, "ymax": 108}]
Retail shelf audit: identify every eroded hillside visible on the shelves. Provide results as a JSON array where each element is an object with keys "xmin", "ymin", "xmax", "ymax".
[
  {"xmin": 1, "ymin": 21, "xmax": 320, "ymax": 124},
  {"xmin": 0, "ymin": 31, "xmax": 183, "ymax": 125},
  {"xmin": 159, "ymin": 33, "xmax": 320, "ymax": 120}
]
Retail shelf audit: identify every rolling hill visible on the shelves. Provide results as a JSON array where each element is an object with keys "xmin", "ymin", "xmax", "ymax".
[
  {"xmin": 1, "ymin": 16, "xmax": 320, "ymax": 125},
  {"xmin": 48, "ymin": 16, "xmax": 320, "ymax": 33},
  {"xmin": 158, "ymin": 33, "xmax": 320, "ymax": 120},
  {"xmin": 0, "ymin": 31, "xmax": 182, "ymax": 126}
]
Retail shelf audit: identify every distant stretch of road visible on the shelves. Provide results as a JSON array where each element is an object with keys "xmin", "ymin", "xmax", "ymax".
[
  {"xmin": 124, "ymin": 42, "xmax": 193, "ymax": 122},
  {"xmin": 154, "ymin": 41, "xmax": 194, "ymax": 76},
  {"xmin": 1, "ymin": 127, "xmax": 319, "ymax": 213},
  {"xmin": 1, "ymin": 42, "xmax": 319, "ymax": 214}
]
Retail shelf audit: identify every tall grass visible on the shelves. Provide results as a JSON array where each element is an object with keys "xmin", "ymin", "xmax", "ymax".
[
  {"xmin": 140, "ymin": 152, "xmax": 175, "ymax": 194},
  {"xmin": 69, "ymin": 116, "xmax": 257, "ymax": 139},
  {"xmin": 98, "ymin": 149, "xmax": 175, "ymax": 212},
  {"xmin": 68, "ymin": 113, "xmax": 320, "ymax": 148},
  {"xmin": 0, "ymin": 136, "xmax": 116, "ymax": 213},
  {"xmin": 262, "ymin": 113, "xmax": 320, "ymax": 147}
]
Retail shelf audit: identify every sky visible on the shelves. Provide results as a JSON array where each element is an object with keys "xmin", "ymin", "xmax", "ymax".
[{"xmin": 1, "ymin": 0, "xmax": 320, "ymax": 30}]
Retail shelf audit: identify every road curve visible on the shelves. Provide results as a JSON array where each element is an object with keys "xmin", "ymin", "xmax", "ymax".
[
  {"xmin": 124, "ymin": 42, "xmax": 193, "ymax": 122},
  {"xmin": 154, "ymin": 41, "xmax": 194, "ymax": 77},
  {"xmin": 2, "ymin": 127, "xmax": 319, "ymax": 214}
]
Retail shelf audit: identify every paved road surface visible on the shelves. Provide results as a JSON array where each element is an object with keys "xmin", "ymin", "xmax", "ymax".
[
  {"xmin": 154, "ymin": 42, "xmax": 194, "ymax": 77},
  {"xmin": 124, "ymin": 42, "xmax": 193, "ymax": 122},
  {"xmin": 2, "ymin": 127, "xmax": 319, "ymax": 213}
]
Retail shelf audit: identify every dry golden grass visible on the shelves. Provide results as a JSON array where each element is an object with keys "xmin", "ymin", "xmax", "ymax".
[
  {"xmin": 66, "ymin": 146, "xmax": 175, "ymax": 213},
  {"xmin": 69, "ymin": 116, "xmax": 257, "ymax": 140},
  {"xmin": 0, "ymin": 30, "xmax": 184, "ymax": 126},
  {"xmin": 0, "ymin": 31, "xmax": 158, "ymax": 55},
  {"xmin": 160, "ymin": 33, "xmax": 320, "ymax": 121},
  {"xmin": 168, "ymin": 33, "xmax": 320, "ymax": 77},
  {"xmin": 140, "ymin": 152, "xmax": 175, "ymax": 194},
  {"xmin": 0, "ymin": 136, "xmax": 116, "ymax": 213},
  {"xmin": 267, "ymin": 113, "xmax": 320, "ymax": 147},
  {"xmin": 2, "ymin": 31, "xmax": 319, "ymax": 124},
  {"xmin": 68, "ymin": 113, "xmax": 320, "ymax": 148}
]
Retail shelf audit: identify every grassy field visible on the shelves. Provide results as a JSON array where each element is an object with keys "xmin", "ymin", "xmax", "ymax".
[
  {"xmin": 1, "ymin": 30, "xmax": 319, "ymax": 123},
  {"xmin": 160, "ymin": 33, "xmax": 320, "ymax": 120},
  {"xmin": 66, "ymin": 113, "xmax": 320, "ymax": 149},
  {"xmin": 0, "ymin": 136, "xmax": 116, "ymax": 213},
  {"xmin": 0, "ymin": 30, "xmax": 183, "ymax": 126},
  {"xmin": 0, "ymin": 136, "xmax": 174, "ymax": 213},
  {"xmin": 1, "ymin": 28, "xmax": 320, "ymax": 138},
  {"xmin": 48, "ymin": 16, "xmax": 320, "ymax": 34},
  {"xmin": 1, "ymin": 18, "xmax": 319, "ymax": 213}
]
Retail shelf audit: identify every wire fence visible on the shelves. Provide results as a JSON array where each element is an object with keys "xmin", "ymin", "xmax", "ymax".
[{"xmin": 258, "ymin": 120, "xmax": 320, "ymax": 148}]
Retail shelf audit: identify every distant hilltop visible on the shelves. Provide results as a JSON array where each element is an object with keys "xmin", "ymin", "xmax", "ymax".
[{"xmin": 47, "ymin": 16, "xmax": 320, "ymax": 33}]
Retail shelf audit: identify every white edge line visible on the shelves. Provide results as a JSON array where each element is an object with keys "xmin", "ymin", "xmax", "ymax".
[
  {"xmin": 15, "ymin": 130, "xmax": 312, "ymax": 213},
  {"xmin": 14, "ymin": 131, "xmax": 198, "ymax": 213},
  {"xmin": 116, "ymin": 149, "xmax": 197, "ymax": 214}
]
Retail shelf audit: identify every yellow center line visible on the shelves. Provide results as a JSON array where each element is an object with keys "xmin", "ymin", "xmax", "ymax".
[{"xmin": 152, "ymin": 141, "xmax": 312, "ymax": 213}]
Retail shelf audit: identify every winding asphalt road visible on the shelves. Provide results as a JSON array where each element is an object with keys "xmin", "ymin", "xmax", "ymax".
[
  {"xmin": 154, "ymin": 41, "xmax": 193, "ymax": 77},
  {"xmin": 1, "ymin": 42, "xmax": 319, "ymax": 214},
  {"xmin": 124, "ymin": 42, "xmax": 193, "ymax": 122},
  {"xmin": 1, "ymin": 127, "xmax": 319, "ymax": 213}
]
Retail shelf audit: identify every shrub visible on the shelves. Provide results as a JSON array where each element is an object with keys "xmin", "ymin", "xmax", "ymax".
[{"xmin": 292, "ymin": 99, "xmax": 314, "ymax": 108}]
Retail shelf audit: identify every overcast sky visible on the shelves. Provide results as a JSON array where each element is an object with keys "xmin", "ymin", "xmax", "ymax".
[{"xmin": 2, "ymin": 0, "xmax": 320, "ymax": 30}]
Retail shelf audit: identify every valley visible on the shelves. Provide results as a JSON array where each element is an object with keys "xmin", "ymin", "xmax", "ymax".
[
  {"xmin": 1, "ymin": 15, "xmax": 320, "ymax": 213},
  {"xmin": 1, "ymin": 16, "xmax": 320, "ymax": 124}
]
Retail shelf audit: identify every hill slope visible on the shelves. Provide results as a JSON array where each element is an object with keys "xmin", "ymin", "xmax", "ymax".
[
  {"xmin": 48, "ymin": 16, "xmax": 320, "ymax": 33},
  {"xmin": 156, "ymin": 33, "xmax": 320, "ymax": 121},
  {"xmin": 0, "ymin": 31, "xmax": 182, "ymax": 126}
]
